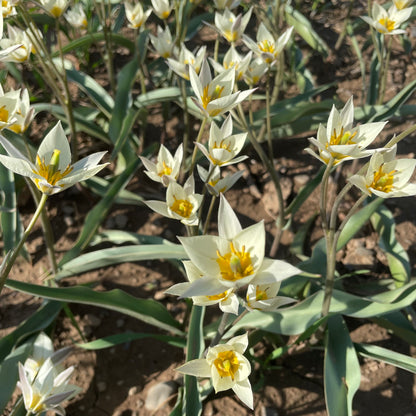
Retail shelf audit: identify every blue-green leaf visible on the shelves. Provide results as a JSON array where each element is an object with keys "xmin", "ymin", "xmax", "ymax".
[
  {"xmin": 324, "ymin": 315, "xmax": 360, "ymax": 416},
  {"xmin": 6, "ymin": 279, "xmax": 183, "ymax": 335}
]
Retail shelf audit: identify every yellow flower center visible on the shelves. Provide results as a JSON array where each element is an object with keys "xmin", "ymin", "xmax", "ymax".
[
  {"xmin": 29, "ymin": 393, "xmax": 46, "ymax": 413},
  {"xmin": 82, "ymin": 18, "xmax": 88, "ymax": 28},
  {"xmin": 0, "ymin": 105, "xmax": 9, "ymax": 123},
  {"xmin": 157, "ymin": 161, "xmax": 172, "ymax": 177},
  {"xmin": 394, "ymin": 0, "xmax": 410, "ymax": 9},
  {"xmin": 224, "ymin": 30, "xmax": 237, "ymax": 42},
  {"xmin": 32, "ymin": 150, "xmax": 73, "ymax": 191},
  {"xmin": 213, "ymin": 350, "xmax": 239, "ymax": 380},
  {"xmin": 207, "ymin": 290, "xmax": 228, "ymax": 301},
  {"xmin": 329, "ymin": 127, "xmax": 357, "ymax": 146},
  {"xmin": 255, "ymin": 286, "xmax": 269, "ymax": 301},
  {"xmin": 170, "ymin": 197, "xmax": 193, "ymax": 218},
  {"xmin": 162, "ymin": 10, "xmax": 170, "ymax": 19},
  {"xmin": 216, "ymin": 242, "xmax": 254, "ymax": 281},
  {"xmin": 378, "ymin": 17, "xmax": 395, "ymax": 32},
  {"xmin": 9, "ymin": 123, "xmax": 22, "ymax": 134},
  {"xmin": 368, "ymin": 165, "xmax": 396, "ymax": 193},
  {"xmin": 201, "ymin": 84, "xmax": 225, "ymax": 110},
  {"xmin": 50, "ymin": 5, "xmax": 63, "ymax": 17},
  {"xmin": 259, "ymin": 39, "xmax": 275, "ymax": 54}
]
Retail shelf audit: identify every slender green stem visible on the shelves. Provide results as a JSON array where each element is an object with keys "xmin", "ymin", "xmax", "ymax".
[
  {"xmin": 179, "ymin": 76, "xmax": 190, "ymax": 177},
  {"xmin": 26, "ymin": 180, "xmax": 58, "ymax": 275},
  {"xmin": 234, "ymin": 104, "xmax": 285, "ymax": 255},
  {"xmin": 333, "ymin": 194, "xmax": 368, "ymax": 251},
  {"xmin": 55, "ymin": 18, "xmax": 78, "ymax": 161},
  {"xmin": 377, "ymin": 35, "xmax": 392, "ymax": 105},
  {"xmin": 214, "ymin": 36, "xmax": 219, "ymax": 64},
  {"xmin": 320, "ymin": 193, "xmax": 368, "ymax": 324},
  {"xmin": 329, "ymin": 182, "xmax": 353, "ymax": 235},
  {"xmin": 0, "ymin": 193, "xmax": 48, "ymax": 294},
  {"xmin": 189, "ymin": 117, "xmax": 208, "ymax": 174},
  {"xmin": 265, "ymin": 68, "xmax": 274, "ymax": 162},
  {"xmin": 319, "ymin": 158, "xmax": 335, "ymax": 232},
  {"xmin": 208, "ymin": 312, "xmax": 230, "ymax": 350},
  {"xmin": 203, "ymin": 194, "xmax": 217, "ymax": 235},
  {"xmin": 385, "ymin": 124, "xmax": 416, "ymax": 148}
]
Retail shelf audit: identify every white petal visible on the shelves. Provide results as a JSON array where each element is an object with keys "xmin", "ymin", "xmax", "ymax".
[
  {"xmin": 176, "ymin": 359, "xmax": 211, "ymax": 377},
  {"xmin": 144, "ymin": 200, "xmax": 170, "ymax": 217},
  {"xmin": 254, "ymin": 258, "xmax": 301, "ymax": 285},
  {"xmin": 218, "ymin": 194, "xmax": 242, "ymax": 239},
  {"xmin": 181, "ymin": 275, "xmax": 228, "ymax": 298},
  {"xmin": 38, "ymin": 122, "xmax": 71, "ymax": 170},
  {"xmin": 232, "ymin": 378, "xmax": 253, "ymax": 409}
]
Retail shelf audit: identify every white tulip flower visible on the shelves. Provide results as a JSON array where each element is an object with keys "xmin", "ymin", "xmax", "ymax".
[
  {"xmin": 177, "ymin": 333, "xmax": 253, "ymax": 409},
  {"xmin": 151, "ymin": 0, "xmax": 172, "ymax": 20},
  {"xmin": 197, "ymin": 164, "xmax": 244, "ymax": 196},
  {"xmin": 195, "ymin": 115, "xmax": 247, "ymax": 166},
  {"xmin": 213, "ymin": 7, "xmax": 252, "ymax": 43},
  {"xmin": 243, "ymin": 57, "xmax": 268, "ymax": 86},
  {"xmin": 190, "ymin": 60, "xmax": 254, "ymax": 118},
  {"xmin": 140, "ymin": 143, "xmax": 183, "ymax": 186},
  {"xmin": 0, "ymin": 92, "xmax": 18, "ymax": 130},
  {"xmin": 209, "ymin": 46, "xmax": 252, "ymax": 82},
  {"xmin": 245, "ymin": 282, "xmax": 294, "ymax": 311},
  {"xmin": 243, "ymin": 23, "xmax": 293, "ymax": 65},
  {"xmin": 167, "ymin": 44, "xmax": 206, "ymax": 80},
  {"xmin": 348, "ymin": 146, "xmax": 416, "ymax": 198},
  {"xmin": 23, "ymin": 332, "xmax": 73, "ymax": 384},
  {"xmin": 0, "ymin": 122, "xmax": 108, "ymax": 195},
  {"xmin": 393, "ymin": 0, "xmax": 413, "ymax": 10},
  {"xmin": 18, "ymin": 358, "xmax": 80, "ymax": 415},
  {"xmin": 0, "ymin": 25, "xmax": 33, "ymax": 63},
  {"xmin": 305, "ymin": 97, "xmax": 387, "ymax": 165},
  {"xmin": 145, "ymin": 175, "xmax": 203, "ymax": 225},
  {"xmin": 0, "ymin": 87, "xmax": 35, "ymax": 134},
  {"xmin": 40, "ymin": 0, "xmax": 69, "ymax": 18},
  {"xmin": 178, "ymin": 195, "xmax": 300, "ymax": 297},
  {"xmin": 2, "ymin": 0, "xmax": 17, "ymax": 18},
  {"xmin": 166, "ymin": 260, "xmax": 240, "ymax": 314},
  {"xmin": 65, "ymin": 4, "xmax": 88, "ymax": 29},
  {"xmin": 125, "ymin": 1, "xmax": 152, "ymax": 29},
  {"xmin": 362, "ymin": 3, "xmax": 412, "ymax": 34},
  {"xmin": 149, "ymin": 25, "xmax": 177, "ymax": 58}
]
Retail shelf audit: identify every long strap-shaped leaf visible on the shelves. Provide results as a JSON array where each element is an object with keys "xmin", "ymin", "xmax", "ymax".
[
  {"xmin": 55, "ymin": 244, "xmax": 187, "ymax": 279},
  {"xmin": 324, "ymin": 315, "xmax": 360, "ymax": 416},
  {"xmin": 6, "ymin": 279, "xmax": 184, "ymax": 335}
]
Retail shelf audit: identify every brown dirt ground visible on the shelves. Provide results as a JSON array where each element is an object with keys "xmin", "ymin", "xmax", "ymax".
[{"xmin": 2, "ymin": 2, "xmax": 416, "ymax": 416}]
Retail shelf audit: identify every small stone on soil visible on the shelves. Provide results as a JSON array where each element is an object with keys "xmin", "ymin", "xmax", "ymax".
[{"xmin": 145, "ymin": 381, "xmax": 178, "ymax": 410}]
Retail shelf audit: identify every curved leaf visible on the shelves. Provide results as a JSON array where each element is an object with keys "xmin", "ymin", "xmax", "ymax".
[
  {"xmin": 6, "ymin": 279, "xmax": 183, "ymax": 335},
  {"xmin": 66, "ymin": 69, "xmax": 114, "ymax": 117},
  {"xmin": 77, "ymin": 332, "xmax": 186, "ymax": 350},
  {"xmin": 55, "ymin": 244, "xmax": 187, "ymax": 279},
  {"xmin": 324, "ymin": 315, "xmax": 360, "ymax": 416},
  {"xmin": 355, "ymin": 342, "xmax": 416, "ymax": 373},
  {"xmin": 370, "ymin": 204, "xmax": 410, "ymax": 286}
]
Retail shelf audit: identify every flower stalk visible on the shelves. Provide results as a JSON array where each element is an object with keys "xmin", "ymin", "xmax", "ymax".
[{"xmin": 0, "ymin": 193, "xmax": 48, "ymax": 294}]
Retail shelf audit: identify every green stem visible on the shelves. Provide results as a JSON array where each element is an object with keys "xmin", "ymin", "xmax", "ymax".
[
  {"xmin": 320, "ymin": 193, "xmax": 367, "ymax": 325},
  {"xmin": 377, "ymin": 35, "xmax": 392, "ymax": 105},
  {"xmin": 179, "ymin": 76, "xmax": 190, "ymax": 177},
  {"xmin": 203, "ymin": 194, "xmax": 217, "ymax": 235},
  {"xmin": 319, "ymin": 158, "xmax": 335, "ymax": 232},
  {"xmin": 26, "ymin": 180, "xmax": 58, "ymax": 275},
  {"xmin": 266, "ymin": 68, "xmax": 274, "ymax": 162},
  {"xmin": 0, "ymin": 193, "xmax": 48, "ymax": 294},
  {"xmin": 56, "ymin": 18, "xmax": 78, "ymax": 161},
  {"xmin": 209, "ymin": 312, "xmax": 230, "ymax": 349},
  {"xmin": 385, "ymin": 123, "xmax": 416, "ymax": 148},
  {"xmin": 189, "ymin": 117, "xmax": 208, "ymax": 174},
  {"xmin": 234, "ymin": 104, "xmax": 285, "ymax": 255}
]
